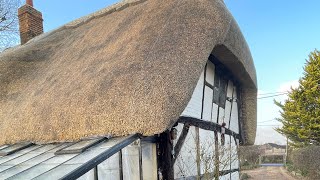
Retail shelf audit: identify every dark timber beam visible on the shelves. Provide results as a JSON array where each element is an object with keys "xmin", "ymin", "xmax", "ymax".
[
  {"xmin": 158, "ymin": 130, "xmax": 174, "ymax": 180},
  {"xmin": 173, "ymin": 123, "xmax": 190, "ymax": 164},
  {"xmin": 214, "ymin": 131, "xmax": 220, "ymax": 180},
  {"xmin": 178, "ymin": 116, "xmax": 240, "ymax": 139}
]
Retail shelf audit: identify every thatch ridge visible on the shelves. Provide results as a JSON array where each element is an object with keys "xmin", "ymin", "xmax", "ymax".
[{"xmin": 0, "ymin": 0, "xmax": 257, "ymax": 145}]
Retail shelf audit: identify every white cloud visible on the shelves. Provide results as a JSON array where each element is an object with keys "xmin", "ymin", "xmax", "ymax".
[
  {"xmin": 277, "ymin": 80, "xmax": 299, "ymax": 92},
  {"xmin": 274, "ymin": 80, "xmax": 299, "ymax": 103}
]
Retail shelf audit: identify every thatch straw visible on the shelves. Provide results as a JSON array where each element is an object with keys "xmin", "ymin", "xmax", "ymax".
[{"xmin": 0, "ymin": 0, "xmax": 257, "ymax": 145}]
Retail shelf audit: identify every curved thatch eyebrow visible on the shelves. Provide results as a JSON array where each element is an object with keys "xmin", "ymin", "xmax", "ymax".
[{"xmin": 0, "ymin": 0, "xmax": 257, "ymax": 145}]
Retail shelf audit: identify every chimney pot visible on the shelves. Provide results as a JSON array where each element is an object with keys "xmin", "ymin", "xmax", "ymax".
[{"xmin": 26, "ymin": 0, "xmax": 33, "ymax": 7}]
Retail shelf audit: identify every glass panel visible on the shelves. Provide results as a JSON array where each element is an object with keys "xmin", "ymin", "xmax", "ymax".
[
  {"xmin": 63, "ymin": 140, "xmax": 96, "ymax": 151},
  {"xmin": 48, "ymin": 143, "xmax": 73, "ymax": 152},
  {"xmin": 5, "ymin": 144, "xmax": 74, "ymax": 179},
  {"xmin": 7, "ymin": 164, "xmax": 57, "ymax": 180},
  {"xmin": 98, "ymin": 153, "xmax": 119, "ymax": 171},
  {"xmin": 0, "ymin": 143, "xmax": 33, "ymax": 156},
  {"xmin": 63, "ymin": 144, "xmax": 110, "ymax": 165},
  {"xmin": 0, "ymin": 145, "xmax": 41, "ymax": 164},
  {"xmin": 141, "ymin": 143, "xmax": 157, "ymax": 180},
  {"xmin": 33, "ymin": 164, "xmax": 79, "ymax": 180},
  {"xmin": 31, "ymin": 144, "xmax": 58, "ymax": 153},
  {"xmin": 98, "ymin": 153, "xmax": 120, "ymax": 180},
  {"xmin": 0, "ymin": 165, "xmax": 13, "ymax": 173},
  {"xmin": 122, "ymin": 144, "xmax": 140, "ymax": 180},
  {"xmin": 56, "ymin": 138, "xmax": 104, "ymax": 154},
  {"xmin": 0, "ymin": 145, "xmax": 8, "ymax": 151},
  {"xmin": 78, "ymin": 169, "xmax": 95, "ymax": 180},
  {"xmin": 2, "ymin": 145, "xmax": 57, "ymax": 165},
  {"xmin": 98, "ymin": 169, "xmax": 120, "ymax": 180},
  {"xmin": 42, "ymin": 154, "xmax": 77, "ymax": 165},
  {"xmin": 2, "ymin": 152, "xmax": 42, "ymax": 166},
  {"xmin": 98, "ymin": 137, "xmax": 127, "ymax": 148},
  {"xmin": 0, "ymin": 154, "xmax": 55, "ymax": 179}
]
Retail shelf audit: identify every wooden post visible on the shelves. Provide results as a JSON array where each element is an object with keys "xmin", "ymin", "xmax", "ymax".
[
  {"xmin": 196, "ymin": 127, "xmax": 201, "ymax": 180},
  {"xmin": 214, "ymin": 131, "xmax": 219, "ymax": 180},
  {"xmin": 158, "ymin": 131, "xmax": 174, "ymax": 180}
]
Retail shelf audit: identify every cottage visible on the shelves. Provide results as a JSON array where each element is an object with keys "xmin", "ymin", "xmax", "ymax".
[{"xmin": 0, "ymin": 0, "xmax": 257, "ymax": 179}]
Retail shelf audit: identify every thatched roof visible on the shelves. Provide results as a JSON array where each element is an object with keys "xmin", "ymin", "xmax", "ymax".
[{"xmin": 0, "ymin": 0, "xmax": 257, "ymax": 145}]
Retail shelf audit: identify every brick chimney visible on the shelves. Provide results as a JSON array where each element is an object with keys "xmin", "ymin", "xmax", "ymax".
[{"xmin": 18, "ymin": 0, "xmax": 43, "ymax": 44}]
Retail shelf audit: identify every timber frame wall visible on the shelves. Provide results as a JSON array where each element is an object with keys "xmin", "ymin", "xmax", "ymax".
[{"xmin": 158, "ymin": 55, "xmax": 243, "ymax": 180}]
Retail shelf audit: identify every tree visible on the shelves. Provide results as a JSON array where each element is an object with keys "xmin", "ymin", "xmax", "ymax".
[
  {"xmin": 275, "ymin": 50, "xmax": 320, "ymax": 147},
  {"xmin": 0, "ymin": 0, "xmax": 21, "ymax": 51}
]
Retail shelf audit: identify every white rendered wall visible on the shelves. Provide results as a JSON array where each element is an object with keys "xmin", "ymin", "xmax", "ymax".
[
  {"xmin": 202, "ymin": 86, "xmax": 214, "ymax": 121},
  {"xmin": 206, "ymin": 61, "xmax": 215, "ymax": 86},
  {"xmin": 211, "ymin": 103, "xmax": 219, "ymax": 123},
  {"xmin": 181, "ymin": 72, "xmax": 204, "ymax": 119},
  {"xmin": 178, "ymin": 60, "xmax": 241, "ymax": 179}
]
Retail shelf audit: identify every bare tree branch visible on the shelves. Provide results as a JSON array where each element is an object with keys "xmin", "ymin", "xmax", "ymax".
[{"xmin": 0, "ymin": 0, "xmax": 21, "ymax": 51}]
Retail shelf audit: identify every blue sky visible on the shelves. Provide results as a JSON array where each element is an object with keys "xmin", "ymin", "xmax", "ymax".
[
  {"xmin": 225, "ymin": 0, "xmax": 320, "ymax": 144},
  {"xmin": 33, "ymin": 0, "xmax": 320, "ymax": 144}
]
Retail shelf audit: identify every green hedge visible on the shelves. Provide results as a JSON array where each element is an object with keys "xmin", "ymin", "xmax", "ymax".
[{"xmin": 291, "ymin": 146, "xmax": 320, "ymax": 179}]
